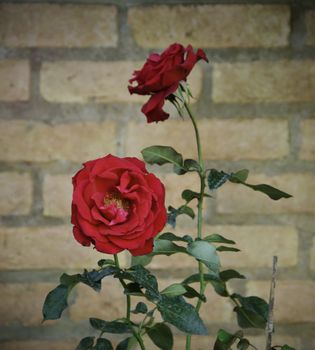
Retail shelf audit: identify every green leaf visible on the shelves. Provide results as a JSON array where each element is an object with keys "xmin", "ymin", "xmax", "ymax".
[
  {"xmin": 120, "ymin": 265, "xmax": 160, "ymax": 303},
  {"xmin": 203, "ymin": 234, "xmax": 235, "ymax": 245},
  {"xmin": 123, "ymin": 282, "xmax": 143, "ymax": 296},
  {"xmin": 233, "ymin": 295, "xmax": 268, "ymax": 329},
  {"xmin": 159, "ymin": 232, "xmax": 193, "ymax": 243},
  {"xmin": 89, "ymin": 318, "xmax": 131, "ymax": 334},
  {"xmin": 59, "ymin": 273, "xmax": 81, "ymax": 286},
  {"xmin": 157, "ymin": 295, "xmax": 208, "ymax": 335},
  {"xmin": 209, "ymin": 280, "xmax": 229, "ymax": 297},
  {"xmin": 182, "ymin": 272, "xmax": 220, "ymax": 285},
  {"xmin": 281, "ymin": 345, "xmax": 295, "ymax": 350},
  {"xmin": 131, "ymin": 254, "xmax": 152, "ymax": 267},
  {"xmin": 80, "ymin": 266, "xmax": 117, "ymax": 292},
  {"xmin": 183, "ymin": 285, "xmax": 206, "ymax": 302},
  {"xmin": 219, "ymin": 270, "xmax": 246, "ymax": 282},
  {"xmin": 187, "ymin": 241, "xmax": 220, "ymax": 273},
  {"xmin": 42, "ymin": 284, "xmax": 70, "ymax": 321},
  {"xmin": 116, "ymin": 337, "xmax": 134, "ymax": 350},
  {"xmin": 214, "ymin": 329, "xmax": 237, "ymax": 350},
  {"xmin": 216, "ymin": 246, "xmax": 240, "ymax": 252},
  {"xmin": 75, "ymin": 337, "xmax": 95, "ymax": 350},
  {"xmin": 95, "ymin": 338, "xmax": 114, "ymax": 350},
  {"xmin": 147, "ymin": 323, "xmax": 174, "ymax": 350},
  {"xmin": 161, "ymin": 283, "xmax": 187, "ymax": 297},
  {"xmin": 167, "ymin": 205, "xmax": 195, "ymax": 228},
  {"xmin": 237, "ymin": 339, "xmax": 250, "ymax": 350},
  {"xmin": 230, "ymin": 169, "xmax": 249, "ymax": 183},
  {"xmin": 141, "ymin": 146, "xmax": 184, "ymax": 172},
  {"xmin": 153, "ymin": 239, "xmax": 187, "ymax": 256},
  {"xmin": 243, "ymin": 183, "xmax": 292, "ymax": 200},
  {"xmin": 132, "ymin": 302, "xmax": 148, "ymax": 314},
  {"xmin": 97, "ymin": 259, "xmax": 115, "ymax": 267},
  {"xmin": 207, "ymin": 169, "xmax": 230, "ymax": 190},
  {"xmin": 184, "ymin": 159, "xmax": 201, "ymax": 172},
  {"xmin": 182, "ymin": 189, "xmax": 200, "ymax": 202}
]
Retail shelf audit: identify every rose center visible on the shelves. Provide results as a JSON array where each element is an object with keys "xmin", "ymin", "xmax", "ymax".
[{"xmin": 104, "ymin": 192, "xmax": 130, "ymax": 212}]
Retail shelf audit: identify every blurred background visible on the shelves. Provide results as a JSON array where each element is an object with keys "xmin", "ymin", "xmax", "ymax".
[{"xmin": 0, "ymin": 1, "xmax": 315, "ymax": 349}]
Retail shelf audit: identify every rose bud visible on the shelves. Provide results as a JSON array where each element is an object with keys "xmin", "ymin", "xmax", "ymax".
[{"xmin": 128, "ymin": 43, "xmax": 208, "ymax": 123}]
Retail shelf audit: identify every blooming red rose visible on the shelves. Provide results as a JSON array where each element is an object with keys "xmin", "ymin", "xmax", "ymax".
[
  {"xmin": 71, "ymin": 155, "xmax": 167, "ymax": 256},
  {"xmin": 128, "ymin": 43, "xmax": 208, "ymax": 123}
]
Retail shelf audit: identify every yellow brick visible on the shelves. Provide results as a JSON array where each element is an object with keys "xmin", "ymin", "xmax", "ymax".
[
  {"xmin": 217, "ymin": 173, "xmax": 315, "ymax": 214},
  {"xmin": 150, "ymin": 225, "xmax": 298, "ymax": 270},
  {"xmin": 0, "ymin": 283, "xmax": 55, "ymax": 326},
  {"xmin": 126, "ymin": 118, "xmax": 289, "ymax": 160},
  {"xmin": 128, "ymin": 5, "xmax": 289, "ymax": 48},
  {"xmin": 0, "ymin": 225, "xmax": 127, "ymax": 270},
  {"xmin": 305, "ymin": 10, "xmax": 315, "ymax": 45},
  {"xmin": 40, "ymin": 61, "xmax": 202, "ymax": 104},
  {"xmin": 300, "ymin": 119, "xmax": 315, "ymax": 160},
  {"xmin": 213, "ymin": 61, "xmax": 315, "ymax": 103},
  {"xmin": 0, "ymin": 342, "xmax": 77, "ymax": 350},
  {"xmin": 43, "ymin": 174, "xmax": 72, "ymax": 217},
  {"xmin": 0, "ymin": 60, "xmax": 30, "ymax": 101},
  {"xmin": 0, "ymin": 121, "xmax": 116, "ymax": 162},
  {"xmin": 0, "ymin": 172, "xmax": 32, "ymax": 215},
  {"xmin": 173, "ymin": 336, "xmax": 215, "ymax": 350},
  {"xmin": 0, "ymin": 4, "xmax": 118, "ymax": 47},
  {"xmin": 247, "ymin": 280, "xmax": 315, "ymax": 323},
  {"xmin": 70, "ymin": 277, "xmax": 126, "ymax": 321}
]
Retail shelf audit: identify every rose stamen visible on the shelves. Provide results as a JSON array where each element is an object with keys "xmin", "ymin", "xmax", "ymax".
[{"xmin": 104, "ymin": 193, "xmax": 130, "ymax": 211}]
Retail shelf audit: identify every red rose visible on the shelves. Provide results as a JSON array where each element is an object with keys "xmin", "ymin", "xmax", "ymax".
[
  {"xmin": 71, "ymin": 155, "xmax": 167, "ymax": 256},
  {"xmin": 128, "ymin": 43, "xmax": 208, "ymax": 123}
]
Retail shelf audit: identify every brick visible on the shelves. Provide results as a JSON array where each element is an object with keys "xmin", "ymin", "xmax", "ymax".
[
  {"xmin": 150, "ymin": 225, "xmax": 298, "ymax": 270},
  {"xmin": 40, "ymin": 61, "xmax": 202, "ymax": 104},
  {"xmin": 125, "ymin": 118, "xmax": 289, "ymax": 160},
  {"xmin": 0, "ymin": 342, "xmax": 77, "ymax": 350},
  {"xmin": 0, "ymin": 4, "xmax": 117, "ymax": 48},
  {"xmin": 0, "ymin": 121, "xmax": 116, "ymax": 162},
  {"xmin": 128, "ymin": 5, "xmax": 289, "ymax": 48},
  {"xmin": 217, "ymin": 173, "xmax": 315, "ymax": 214},
  {"xmin": 247, "ymin": 336, "xmax": 300, "ymax": 350},
  {"xmin": 173, "ymin": 336, "xmax": 215, "ymax": 350},
  {"xmin": 300, "ymin": 119, "xmax": 315, "ymax": 160},
  {"xmin": 305, "ymin": 10, "xmax": 315, "ymax": 45},
  {"xmin": 0, "ymin": 283, "xmax": 56, "ymax": 326},
  {"xmin": 0, "ymin": 226, "xmax": 127, "ymax": 270},
  {"xmin": 213, "ymin": 61, "xmax": 315, "ymax": 103},
  {"xmin": 70, "ymin": 277, "xmax": 126, "ymax": 321},
  {"xmin": 0, "ymin": 60, "xmax": 30, "ymax": 101},
  {"xmin": 43, "ymin": 174, "xmax": 72, "ymax": 217},
  {"xmin": 310, "ymin": 237, "xmax": 315, "ymax": 271},
  {"xmin": 0, "ymin": 172, "xmax": 32, "ymax": 215},
  {"xmin": 247, "ymin": 280, "xmax": 315, "ymax": 323}
]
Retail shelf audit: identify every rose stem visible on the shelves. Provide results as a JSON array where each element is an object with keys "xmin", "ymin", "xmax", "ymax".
[
  {"xmin": 114, "ymin": 254, "xmax": 146, "ymax": 350},
  {"xmin": 113, "ymin": 254, "xmax": 131, "ymax": 321},
  {"xmin": 184, "ymin": 102, "xmax": 207, "ymax": 350}
]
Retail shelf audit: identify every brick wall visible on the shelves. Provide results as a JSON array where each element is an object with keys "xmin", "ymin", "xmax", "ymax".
[{"xmin": 0, "ymin": 1, "xmax": 314, "ymax": 349}]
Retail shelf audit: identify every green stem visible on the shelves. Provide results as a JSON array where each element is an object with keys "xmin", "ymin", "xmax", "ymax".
[
  {"xmin": 184, "ymin": 102, "xmax": 207, "ymax": 350},
  {"xmin": 114, "ymin": 254, "xmax": 131, "ymax": 321}
]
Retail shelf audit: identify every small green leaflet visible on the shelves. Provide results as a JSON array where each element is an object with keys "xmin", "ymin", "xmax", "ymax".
[
  {"xmin": 75, "ymin": 337, "xmax": 95, "ymax": 350},
  {"xmin": 187, "ymin": 240, "xmax": 220, "ymax": 273},
  {"xmin": 147, "ymin": 323, "xmax": 174, "ymax": 350},
  {"xmin": 89, "ymin": 318, "xmax": 131, "ymax": 334},
  {"xmin": 207, "ymin": 169, "xmax": 230, "ymax": 190},
  {"xmin": 131, "ymin": 301, "xmax": 148, "ymax": 314},
  {"xmin": 161, "ymin": 283, "xmax": 187, "ymax": 297},
  {"xmin": 153, "ymin": 239, "xmax": 187, "ymax": 256}
]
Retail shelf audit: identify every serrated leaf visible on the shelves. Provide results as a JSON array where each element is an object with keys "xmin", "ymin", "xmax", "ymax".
[
  {"xmin": 207, "ymin": 169, "xmax": 230, "ymax": 190},
  {"xmin": 147, "ymin": 323, "xmax": 174, "ymax": 350},
  {"xmin": 75, "ymin": 337, "xmax": 95, "ymax": 350},
  {"xmin": 131, "ymin": 254, "xmax": 152, "ymax": 267},
  {"xmin": 182, "ymin": 189, "xmax": 200, "ymax": 202},
  {"xmin": 216, "ymin": 246, "xmax": 240, "ymax": 252},
  {"xmin": 42, "ymin": 284, "xmax": 70, "ymax": 321},
  {"xmin": 237, "ymin": 339, "xmax": 250, "ymax": 350},
  {"xmin": 89, "ymin": 318, "xmax": 131, "ymax": 334},
  {"xmin": 157, "ymin": 295, "xmax": 208, "ymax": 335},
  {"xmin": 161, "ymin": 283, "xmax": 187, "ymax": 297},
  {"xmin": 187, "ymin": 241, "xmax": 220, "ymax": 273},
  {"xmin": 233, "ymin": 295, "xmax": 268, "ymax": 329},
  {"xmin": 141, "ymin": 146, "xmax": 184, "ymax": 172},
  {"xmin": 132, "ymin": 302, "xmax": 148, "ymax": 314},
  {"xmin": 203, "ymin": 234, "xmax": 235, "ymax": 245},
  {"xmin": 95, "ymin": 338, "xmax": 114, "ymax": 350},
  {"xmin": 159, "ymin": 232, "xmax": 193, "ymax": 243},
  {"xmin": 230, "ymin": 169, "xmax": 249, "ymax": 183},
  {"xmin": 219, "ymin": 270, "xmax": 246, "ymax": 282},
  {"xmin": 182, "ymin": 273, "xmax": 220, "ymax": 285},
  {"xmin": 153, "ymin": 239, "xmax": 187, "ymax": 256}
]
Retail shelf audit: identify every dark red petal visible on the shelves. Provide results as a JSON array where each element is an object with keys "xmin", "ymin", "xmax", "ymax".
[{"xmin": 130, "ymin": 238, "xmax": 154, "ymax": 256}]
